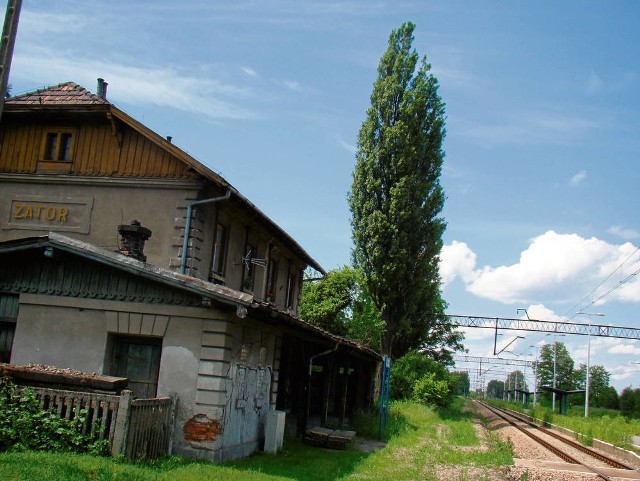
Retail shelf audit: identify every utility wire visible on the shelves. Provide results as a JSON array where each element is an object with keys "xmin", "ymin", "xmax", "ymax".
[
  {"xmin": 584, "ymin": 265, "xmax": 640, "ymax": 308},
  {"xmin": 566, "ymin": 246, "xmax": 640, "ymax": 318}
]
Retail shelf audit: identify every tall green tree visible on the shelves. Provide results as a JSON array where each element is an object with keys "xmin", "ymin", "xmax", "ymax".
[
  {"xmin": 619, "ymin": 387, "xmax": 640, "ymax": 418},
  {"xmin": 450, "ymin": 371, "xmax": 470, "ymax": 396},
  {"xmin": 349, "ymin": 21, "xmax": 448, "ymax": 358},
  {"xmin": 573, "ymin": 363, "xmax": 611, "ymax": 408},
  {"xmin": 535, "ymin": 342, "xmax": 574, "ymax": 392},
  {"xmin": 506, "ymin": 370, "xmax": 528, "ymax": 392},
  {"xmin": 487, "ymin": 379, "xmax": 505, "ymax": 399}
]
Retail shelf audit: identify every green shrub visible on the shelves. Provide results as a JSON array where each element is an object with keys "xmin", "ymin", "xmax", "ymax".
[
  {"xmin": 390, "ymin": 351, "xmax": 451, "ymax": 400},
  {"xmin": 0, "ymin": 379, "xmax": 109, "ymax": 454},
  {"xmin": 413, "ymin": 373, "xmax": 453, "ymax": 407}
]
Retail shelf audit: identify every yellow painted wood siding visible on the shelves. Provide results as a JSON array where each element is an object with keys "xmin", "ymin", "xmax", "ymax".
[{"xmin": 0, "ymin": 118, "xmax": 197, "ymax": 179}]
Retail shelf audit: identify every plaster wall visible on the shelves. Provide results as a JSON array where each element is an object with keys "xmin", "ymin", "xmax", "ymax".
[
  {"xmin": 11, "ymin": 299, "xmax": 108, "ymax": 373},
  {"xmin": 8, "ymin": 292, "xmax": 283, "ymax": 462},
  {"xmin": 0, "ymin": 177, "xmax": 196, "ymax": 268}
]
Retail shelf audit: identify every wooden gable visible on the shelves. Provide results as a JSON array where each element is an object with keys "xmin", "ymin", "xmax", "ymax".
[{"xmin": 1, "ymin": 82, "xmax": 198, "ymax": 180}]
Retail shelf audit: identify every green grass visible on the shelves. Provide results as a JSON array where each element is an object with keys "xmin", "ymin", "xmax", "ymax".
[
  {"xmin": 489, "ymin": 399, "xmax": 640, "ymax": 451},
  {"xmin": 0, "ymin": 399, "xmax": 513, "ymax": 481}
]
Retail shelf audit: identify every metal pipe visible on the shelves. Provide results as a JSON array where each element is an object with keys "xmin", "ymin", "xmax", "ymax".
[
  {"xmin": 309, "ymin": 344, "xmax": 339, "ymax": 375},
  {"xmin": 180, "ymin": 190, "xmax": 231, "ymax": 274}
]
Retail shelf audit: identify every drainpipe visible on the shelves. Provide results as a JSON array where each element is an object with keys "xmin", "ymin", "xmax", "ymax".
[
  {"xmin": 309, "ymin": 344, "xmax": 339, "ymax": 376},
  {"xmin": 306, "ymin": 343, "xmax": 339, "ymax": 429},
  {"xmin": 180, "ymin": 190, "xmax": 231, "ymax": 274}
]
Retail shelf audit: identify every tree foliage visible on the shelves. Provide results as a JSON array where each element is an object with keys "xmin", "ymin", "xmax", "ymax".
[
  {"xmin": 573, "ymin": 363, "xmax": 612, "ymax": 408},
  {"xmin": 620, "ymin": 387, "xmax": 640, "ymax": 418},
  {"xmin": 506, "ymin": 370, "xmax": 528, "ymax": 392},
  {"xmin": 300, "ymin": 266, "xmax": 384, "ymax": 352},
  {"xmin": 300, "ymin": 266, "xmax": 357, "ymax": 336},
  {"xmin": 349, "ymin": 21, "xmax": 448, "ymax": 358},
  {"xmin": 389, "ymin": 351, "xmax": 451, "ymax": 400},
  {"xmin": 487, "ymin": 379, "xmax": 504, "ymax": 399},
  {"xmin": 535, "ymin": 342, "xmax": 574, "ymax": 391},
  {"xmin": 449, "ymin": 371, "xmax": 470, "ymax": 397}
]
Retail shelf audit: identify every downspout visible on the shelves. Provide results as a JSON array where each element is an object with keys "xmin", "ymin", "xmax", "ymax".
[
  {"xmin": 306, "ymin": 343, "xmax": 339, "ymax": 429},
  {"xmin": 309, "ymin": 344, "xmax": 339, "ymax": 376},
  {"xmin": 180, "ymin": 190, "xmax": 231, "ymax": 274}
]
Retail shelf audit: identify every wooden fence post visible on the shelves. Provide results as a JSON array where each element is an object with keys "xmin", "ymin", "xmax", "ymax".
[{"xmin": 111, "ymin": 390, "xmax": 132, "ymax": 456}]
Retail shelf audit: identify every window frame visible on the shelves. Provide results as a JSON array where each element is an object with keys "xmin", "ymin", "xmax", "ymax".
[
  {"xmin": 265, "ymin": 257, "xmax": 279, "ymax": 304},
  {"xmin": 241, "ymin": 241, "xmax": 257, "ymax": 293},
  {"xmin": 285, "ymin": 267, "xmax": 298, "ymax": 310},
  {"xmin": 209, "ymin": 222, "xmax": 228, "ymax": 282},
  {"xmin": 41, "ymin": 129, "xmax": 75, "ymax": 162}
]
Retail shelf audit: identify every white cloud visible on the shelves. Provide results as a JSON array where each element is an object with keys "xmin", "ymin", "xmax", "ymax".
[
  {"xmin": 335, "ymin": 135, "xmax": 356, "ymax": 155},
  {"xmin": 242, "ymin": 67, "xmax": 257, "ymax": 77},
  {"xmin": 608, "ymin": 225, "xmax": 640, "ymax": 240},
  {"xmin": 569, "ymin": 170, "xmax": 587, "ymax": 187},
  {"xmin": 21, "ymin": 10, "xmax": 88, "ymax": 35},
  {"xmin": 440, "ymin": 241, "xmax": 477, "ymax": 287},
  {"xmin": 462, "ymin": 111, "xmax": 599, "ymax": 147},
  {"xmin": 284, "ymin": 80, "xmax": 303, "ymax": 92},
  {"xmin": 608, "ymin": 343, "xmax": 640, "ymax": 355},
  {"xmin": 440, "ymin": 231, "xmax": 640, "ymax": 305},
  {"xmin": 523, "ymin": 304, "xmax": 566, "ymax": 322},
  {"xmin": 11, "ymin": 48, "xmax": 258, "ymax": 120}
]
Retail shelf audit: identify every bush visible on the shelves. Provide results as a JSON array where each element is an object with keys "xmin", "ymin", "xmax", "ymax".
[
  {"xmin": 413, "ymin": 373, "xmax": 453, "ymax": 408},
  {"xmin": 0, "ymin": 379, "xmax": 109, "ymax": 454},
  {"xmin": 390, "ymin": 351, "xmax": 451, "ymax": 400}
]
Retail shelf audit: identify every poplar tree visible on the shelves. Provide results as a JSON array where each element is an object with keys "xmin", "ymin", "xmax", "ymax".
[{"xmin": 349, "ymin": 22, "xmax": 447, "ymax": 358}]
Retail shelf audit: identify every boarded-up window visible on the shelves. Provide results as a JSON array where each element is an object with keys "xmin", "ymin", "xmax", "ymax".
[
  {"xmin": 111, "ymin": 336, "xmax": 161, "ymax": 399},
  {"xmin": 0, "ymin": 294, "xmax": 18, "ymax": 363}
]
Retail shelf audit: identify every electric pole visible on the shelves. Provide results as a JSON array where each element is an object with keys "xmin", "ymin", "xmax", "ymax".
[{"xmin": 0, "ymin": 0, "xmax": 22, "ymax": 122}]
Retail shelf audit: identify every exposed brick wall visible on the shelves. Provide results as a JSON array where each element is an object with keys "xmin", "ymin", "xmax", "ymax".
[{"xmin": 183, "ymin": 414, "xmax": 223, "ymax": 442}]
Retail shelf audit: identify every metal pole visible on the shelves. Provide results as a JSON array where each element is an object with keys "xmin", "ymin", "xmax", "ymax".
[
  {"xmin": 0, "ymin": 0, "xmax": 22, "ymax": 122},
  {"xmin": 552, "ymin": 337, "xmax": 557, "ymax": 412},
  {"xmin": 532, "ymin": 346, "xmax": 538, "ymax": 409},
  {"xmin": 585, "ymin": 326, "xmax": 591, "ymax": 417},
  {"xmin": 577, "ymin": 312, "xmax": 605, "ymax": 418}
]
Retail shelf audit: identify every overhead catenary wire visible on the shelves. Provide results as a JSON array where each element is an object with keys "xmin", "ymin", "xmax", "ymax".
[{"xmin": 565, "ymin": 246, "xmax": 640, "ymax": 319}]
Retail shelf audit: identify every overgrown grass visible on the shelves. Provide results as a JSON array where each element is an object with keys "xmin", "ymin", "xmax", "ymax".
[
  {"xmin": 489, "ymin": 399, "xmax": 640, "ymax": 451},
  {"xmin": 0, "ymin": 399, "xmax": 513, "ymax": 481}
]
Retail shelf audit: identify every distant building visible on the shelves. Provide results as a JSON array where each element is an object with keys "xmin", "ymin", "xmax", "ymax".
[{"xmin": 0, "ymin": 80, "xmax": 379, "ymax": 461}]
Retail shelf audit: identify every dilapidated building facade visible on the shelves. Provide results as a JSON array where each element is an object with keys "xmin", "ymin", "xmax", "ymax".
[{"xmin": 0, "ymin": 81, "xmax": 380, "ymax": 461}]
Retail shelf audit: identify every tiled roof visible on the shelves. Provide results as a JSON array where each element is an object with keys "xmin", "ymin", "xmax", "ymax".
[{"xmin": 6, "ymin": 81, "xmax": 108, "ymax": 105}]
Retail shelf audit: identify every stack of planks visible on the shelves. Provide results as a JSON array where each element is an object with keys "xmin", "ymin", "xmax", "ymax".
[{"xmin": 304, "ymin": 426, "xmax": 356, "ymax": 450}]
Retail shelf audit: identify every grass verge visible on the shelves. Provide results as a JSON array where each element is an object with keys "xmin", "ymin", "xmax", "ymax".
[
  {"xmin": 0, "ymin": 398, "xmax": 513, "ymax": 481},
  {"xmin": 489, "ymin": 399, "xmax": 640, "ymax": 451}
]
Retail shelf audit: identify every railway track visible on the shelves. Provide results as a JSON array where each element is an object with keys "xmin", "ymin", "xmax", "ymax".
[{"xmin": 476, "ymin": 400, "xmax": 639, "ymax": 481}]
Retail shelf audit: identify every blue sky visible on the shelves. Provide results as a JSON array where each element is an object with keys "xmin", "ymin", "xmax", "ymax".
[{"xmin": 8, "ymin": 1, "xmax": 639, "ymax": 391}]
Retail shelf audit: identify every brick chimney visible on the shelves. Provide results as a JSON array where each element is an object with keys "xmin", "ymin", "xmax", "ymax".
[{"xmin": 117, "ymin": 220, "xmax": 151, "ymax": 262}]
